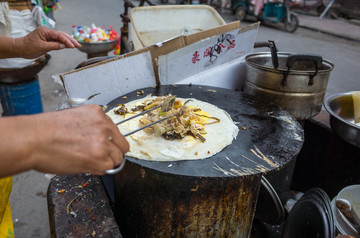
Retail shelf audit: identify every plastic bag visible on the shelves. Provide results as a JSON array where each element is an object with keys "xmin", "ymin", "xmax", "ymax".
[{"xmin": 32, "ymin": 5, "xmax": 55, "ymax": 29}]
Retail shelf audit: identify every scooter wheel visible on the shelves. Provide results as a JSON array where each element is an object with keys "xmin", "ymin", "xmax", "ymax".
[
  {"xmin": 284, "ymin": 14, "xmax": 299, "ymax": 33},
  {"xmin": 235, "ymin": 6, "xmax": 246, "ymax": 21}
]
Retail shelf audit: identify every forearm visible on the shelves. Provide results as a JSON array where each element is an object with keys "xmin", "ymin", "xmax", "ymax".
[
  {"xmin": 0, "ymin": 106, "xmax": 129, "ymax": 177},
  {"xmin": 0, "ymin": 116, "xmax": 37, "ymax": 177},
  {"xmin": 0, "ymin": 35, "xmax": 24, "ymax": 59},
  {"xmin": 0, "ymin": 26, "xmax": 81, "ymax": 60}
]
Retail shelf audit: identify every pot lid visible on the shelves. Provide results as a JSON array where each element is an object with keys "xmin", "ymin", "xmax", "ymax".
[
  {"xmin": 105, "ymin": 85, "xmax": 304, "ymax": 178},
  {"xmin": 282, "ymin": 188, "xmax": 335, "ymax": 238}
]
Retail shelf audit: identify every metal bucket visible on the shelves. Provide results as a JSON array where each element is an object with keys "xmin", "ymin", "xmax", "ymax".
[
  {"xmin": 0, "ymin": 76, "xmax": 43, "ymax": 116},
  {"xmin": 244, "ymin": 53, "xmax": 334, "ymax": 120}
]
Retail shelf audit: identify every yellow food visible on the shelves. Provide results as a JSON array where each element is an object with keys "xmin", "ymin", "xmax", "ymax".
[{"xmin": 353, "ymin": 92, "xmax": 360, "ymax": 123}]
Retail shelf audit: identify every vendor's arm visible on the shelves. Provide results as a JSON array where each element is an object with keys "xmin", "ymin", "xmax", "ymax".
[
  {"xmin": 0, "ymin": 26, "xmax": 81, "ymax": 59},
  {"xmin": 0, "ymin": 105, "xmax": 129, "ymax": 177}
]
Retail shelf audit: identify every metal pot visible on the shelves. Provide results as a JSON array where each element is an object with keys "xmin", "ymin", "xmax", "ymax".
[
  {"xmin": 324, "ymin": 91, "xmax": 360, "ymax": 148},
  {"xmin": 244, "ymin": 52, "xmax": 334, "ymax": 120}
]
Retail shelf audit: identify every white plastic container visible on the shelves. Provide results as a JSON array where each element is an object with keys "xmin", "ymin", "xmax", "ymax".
[{"xmin": 129, "ymin": 5, "xmax": 226, "ymax": 50}]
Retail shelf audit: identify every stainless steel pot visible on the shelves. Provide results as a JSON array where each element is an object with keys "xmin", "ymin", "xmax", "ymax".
[
  {"xmin": 324, "ymin": 91, "xmax": 360, "ymax": 148},
  {"xmin": 244, "ymin": 52, "xmax": 334, "ymax": 120}
]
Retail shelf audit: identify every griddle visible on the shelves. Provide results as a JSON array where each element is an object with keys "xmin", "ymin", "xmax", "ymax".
[{"xmin": 105, "ymin": 85, "xmax": 304, "ymax": 178}]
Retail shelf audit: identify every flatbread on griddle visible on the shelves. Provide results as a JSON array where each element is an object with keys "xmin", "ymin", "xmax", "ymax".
[{"xmin": 107, "ymin": 96, "xmax": 239, "ymax": 161}]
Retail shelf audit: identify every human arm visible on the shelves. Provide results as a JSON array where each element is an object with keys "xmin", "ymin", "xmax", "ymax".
[
  {"xmin": 0, "ymin": 26, "xmax": 81, "ymax": 59},
  {"xmin": 0, "ymin": 105, "xmax": 129, "ymax": 177}
]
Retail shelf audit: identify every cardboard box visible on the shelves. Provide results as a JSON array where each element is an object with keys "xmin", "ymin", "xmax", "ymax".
[
  {"xmin": 57, "ymin": 21, "xmax": 259, "ymax": 106},
  {"xmin": 129, "ymin": 5, "xmax": 226, "ymax": 50}
]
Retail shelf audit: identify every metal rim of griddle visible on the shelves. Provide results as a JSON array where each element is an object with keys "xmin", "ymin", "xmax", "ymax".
[{"xmin": 105, "ymin": 85, "xmax": 304, "ymax": 178}]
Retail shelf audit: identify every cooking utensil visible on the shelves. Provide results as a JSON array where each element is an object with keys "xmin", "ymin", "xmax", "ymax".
[
  {"xmin": 116, "ymin": 96, "xmax": 188, "ymax": 137},
  {"xmin": 244, "ymin": 52, "xmax": 334, "ymax": 120},
  {"xmin": 115, "ymin": 95, "xmax": 176, "ymax": 126},
  {"xmin": 107, "ymin": 85, "xmax": 304, "ymax": 238},
  {"xmin": 106, "ymin": 96, "xmax": 182, "ymax": 174},
  {"xmin": 332, "ymin": 198, "xmax": 360, "ymax": 237},
  {"xmin": 324, "ymin": 91, "xmax": 360, "ymax": 148},
  {"xmin": 336, "ymin": 198, "xmax": 360, "ymax": 234},
  {"xmin": 337, "ymin": 208, "xmax": 359, "ymax": 235},
  {"xmin": 335, "ymin": 185, "xmax": 360, "ymax": 237}
]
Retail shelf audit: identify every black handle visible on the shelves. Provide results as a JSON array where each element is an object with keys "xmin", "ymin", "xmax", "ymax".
[
  {"xmin": 282, "ymin": 54, "xmax": 323, "ymax": 87},
  {"xmin": 268, "ymin": 41, "xmax": 279, "ymax": 69},
  {"xmin": 253, "ymin": 40, "xmax": 279, "ymax": 69}
]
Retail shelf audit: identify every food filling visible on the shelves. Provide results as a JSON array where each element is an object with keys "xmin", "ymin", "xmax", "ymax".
[{"xmin": 114, "ymin": 95, "xmax": 220, "ymax": 142}]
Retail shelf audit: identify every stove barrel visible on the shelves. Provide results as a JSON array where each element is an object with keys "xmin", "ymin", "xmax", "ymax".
[
  {"xmin": 114, "ymin": 162, "xmax": 261, "ymax": 237},
  {"xmin": 105, "ymin": 85, "xmax": 304, "ymax": 238}
]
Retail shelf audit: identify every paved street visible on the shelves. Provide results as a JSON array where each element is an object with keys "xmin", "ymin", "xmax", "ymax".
[{"xmin": 8, "ymin": 0, "xmax": 360, "ymax": 237}]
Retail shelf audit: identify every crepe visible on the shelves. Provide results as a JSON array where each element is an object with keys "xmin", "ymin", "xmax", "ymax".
[{"xmin": 106, "ymin": 96, "xmax": 239, "ymax": 161}]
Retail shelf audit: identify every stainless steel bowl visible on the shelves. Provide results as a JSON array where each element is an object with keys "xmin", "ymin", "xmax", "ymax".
[
  {"xmin": 324, "ymin": 91, "xmax": 360, "ymax": 148},
  {"xmin": 77, "ymin": 39, "xmax": 118, "ymax": 55}
]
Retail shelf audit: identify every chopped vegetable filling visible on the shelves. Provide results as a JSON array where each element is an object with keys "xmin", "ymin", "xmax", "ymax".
[{"xmin": 120, "ymin": 96, "xmax": 220, "ymax": 142}]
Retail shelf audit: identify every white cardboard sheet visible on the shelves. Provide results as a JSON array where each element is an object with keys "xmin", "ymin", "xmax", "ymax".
[
  {"xmin": 158, "ymin": 27, "xmax": 257, "ymax": 86},
  {"xmin": 58, "ymin": 23, "xmax": 258, "ymax": 106},
  {"xmin": 176, "ymin": 57, "xmax": 247, "ymax": 91},
  {"xmin": 60, "ymin": 51, "xmax": 155, "ymax": 105}
]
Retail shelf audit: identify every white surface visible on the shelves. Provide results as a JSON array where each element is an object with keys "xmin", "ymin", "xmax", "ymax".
[
  {"xmin": 129, "ymin": 5, "xmax": 226, "ymax": 50},
  {"xmin": 159, "ymin": 27, "xmax": 257, "ymax": 88},
  {"xmin": 176, "ymin": 57, "xmax": 247, "ymax": 91},
  {"xmin": 61, "ymin": 51, "xmax": 156, "ymax": 105}
]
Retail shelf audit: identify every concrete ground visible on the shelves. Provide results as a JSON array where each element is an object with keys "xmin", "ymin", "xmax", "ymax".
[{"xmin": 7, "ymin": 0, "xmax": 360, "ymax": 237}]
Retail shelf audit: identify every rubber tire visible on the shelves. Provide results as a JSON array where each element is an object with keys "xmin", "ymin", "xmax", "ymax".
[{"xmin": 284, "ymin": 14, "xmax": 299, "ymax": 33}]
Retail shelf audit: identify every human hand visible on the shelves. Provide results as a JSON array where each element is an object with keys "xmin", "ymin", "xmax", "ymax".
[
  {"xmin": 16, "ymin": 26, "xmax": 81, "ymax": 59},
  {"xmin": 29, "ymin": 105, "xmax": 129, "ymax": 175}
]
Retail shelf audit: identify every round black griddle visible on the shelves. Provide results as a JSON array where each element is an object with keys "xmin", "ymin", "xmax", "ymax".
[{"xmin": 105, "ymin": 85, "xmax": 304, "ymax": 178}]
